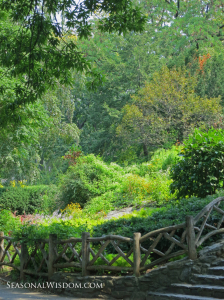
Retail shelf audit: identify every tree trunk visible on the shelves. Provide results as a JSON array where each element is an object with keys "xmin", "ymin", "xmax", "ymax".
[{"xmin": 143, "ymin": 143, "xmax": 148, "ymax": 157}]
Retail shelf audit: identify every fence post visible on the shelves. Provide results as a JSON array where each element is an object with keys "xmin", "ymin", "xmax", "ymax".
[
  {"xmin": 48, "ymin": 234, "xmax": 57, "ymax": 281},
  {"xmin": 186, "ymin": 215, "xmax": 197, "ymax": 260},
  {"xmin": 82, "ymin": 232, "xmax": 90, "ymax": 276},
  {"xmin": 133, "ymin": 232, "xmax": 141, "ymax": 277},
  {"xmin": 20, "ymin": 238, "xmax": 29, "ymax": 281},
  {"xmin": 0, "ymin": 232, "xmax": 4, "ymax": 271}
]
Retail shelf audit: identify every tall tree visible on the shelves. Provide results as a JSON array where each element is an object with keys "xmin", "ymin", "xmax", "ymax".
[
  {"xmin": 72, "ymin": 21, "xmax": 166, "ymax": 160},
  {"xmin": 71, "ymin": 0, "xmax": 224, "ymax": 161},
  {"xmin": 116, "ymin": 66, "xmax": 223, "ymax": 156},
  {"xmin": 0, "ymin": 1, "xmax": 146, "ymax": 126}
]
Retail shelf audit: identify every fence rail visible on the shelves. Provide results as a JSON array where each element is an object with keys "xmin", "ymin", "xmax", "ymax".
[{"xmin": 1, "ymin": 196, "xmax": 224, "ymax": 278}]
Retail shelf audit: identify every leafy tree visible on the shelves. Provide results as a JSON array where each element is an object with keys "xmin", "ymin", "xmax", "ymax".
[
  {"xmin": 0, "ymin": 101, "xmax": 50, "ymax": 182},
  {"xmin": 71, "ymin": 0, "xmax": 224, "ymax": 162},
  {"xmin": 186, "ymin": 48, "xmax": 224, "ymax": 107},
  {"xmin": 0, "ymin": 1, "xmax": 146, "ymax": 126},
  {"xmin": 0, "ymin": 81, "xmax": 80, "ymax": 183},
  {"xmin": 72, "ymin": 20, "xmax": 166, "ymax": 161},
  {"xmin": 141, "ymin": 0, "xmax": 224, "ymax": 67},
  {"xmin": 37, "ymin": 84, "xmax": 80, "ymax": 180},
  {"xmin": 170, "ymin": 128, "xmax": 224, "ymax": 198},
  {"xmin": 116, "ymin": 66, "xmax": 222, "ymax": 156}
]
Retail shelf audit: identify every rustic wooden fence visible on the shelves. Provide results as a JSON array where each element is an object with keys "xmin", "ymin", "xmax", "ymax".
[{"xmin": 1, "ymin": 196, "xmax": 224, "ymax": 279}]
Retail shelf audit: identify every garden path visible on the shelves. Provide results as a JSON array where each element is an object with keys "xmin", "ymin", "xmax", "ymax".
[{"xmin": 0, "ymin": 282, "xmax": 101, "ymax": 300}]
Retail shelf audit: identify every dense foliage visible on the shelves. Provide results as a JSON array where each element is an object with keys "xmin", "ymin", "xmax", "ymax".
[
  {"xmin": 117, "ymin": 67, "xmax": 222, "ymax": 154},
  {"xmin": 2, "ymin": 1, "xmax": 224, "ymax": 275},
  {"xmin": 0, "ymin": 0, "xmax": 146, "ymax": 126},
  {"xmin": 0, "ymin": 209, "xmax": 21, "ymax": 234},
  {"xmin": 59, "ymin": 148, "xmax": 179, "ymax": 211},
  {"xmin": 0, "ymin": 184, "xmax": 58, "ymax": 214},
  {"xmin": 170, "ymin": 128, "xmax": 224, "ymax": 198},
  {"xmin": 92, "ymin": 191, "xmax": 224, "ymax": 255}
]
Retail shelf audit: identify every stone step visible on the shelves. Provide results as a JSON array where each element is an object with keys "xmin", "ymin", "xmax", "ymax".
[
  {"xmin": 210, "ymin": 258, "xmax": 224, "ymax": 267},
  {"xmin": 147, "ymin": 292, "xmax": 222, "ymax": 300},
  {"xmin": 191, "ymin": 274, "xmax": 224, "ymax": 286},
  {"xmin": 208, "ymin": 266, "xmax": 224, "ymax": 276},
  {"xmin": 170, "ymin": 283, "xmax": 224, "ymax": 298}
]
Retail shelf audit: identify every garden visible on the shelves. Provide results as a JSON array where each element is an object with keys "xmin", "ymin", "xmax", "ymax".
[
  {"xmin": 1, "ymin": 0, "xmax": 224, "ymax": 284},
  {"xmin": 1, "ymin": 128, "xmax": 224, "ymax": 278}
]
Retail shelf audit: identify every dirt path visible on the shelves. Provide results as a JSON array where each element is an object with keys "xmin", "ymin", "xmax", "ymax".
[
  {"xmin": 0, "ymin": 281, "xmax": 71, "ymax": 300},
  {"xmin": 0, "ymin": 281, "xmax": 102, "ymax": 300}
]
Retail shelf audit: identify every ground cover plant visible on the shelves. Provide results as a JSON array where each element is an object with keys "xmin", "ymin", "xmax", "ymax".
[
  {"xmin": 8, "ymin": 189, "xmax": 224, "ymax": 274},
  {"xmin": 3, "ymin": 140, "xmax": 224, "ymax": 276}
]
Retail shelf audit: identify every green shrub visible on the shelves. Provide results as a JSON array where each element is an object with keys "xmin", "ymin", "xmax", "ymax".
[
  {"xmin": 170, "ymin": 128, "xmax": 224, "ymax": 198},
  {"xmin": 0, "ymin": 209, "xmax": 21, "ymax": 233},
  {"xmin": 93, "ymin": 191, "xmax": 224, "ymax": 255},
  {"xmin": 125, "ymin": 145, "xmax": 181, "ymax": 176},
  {"xmin": 0, "ymin": 185, "xmax": 59, "ymax": 214},
  {"xmin": 59, "ymin": 152, "xmax": 177, "ymax": 212},
  {"xmin": 58, "ymin": 154, "xmax": 125, "ymax": 208}
]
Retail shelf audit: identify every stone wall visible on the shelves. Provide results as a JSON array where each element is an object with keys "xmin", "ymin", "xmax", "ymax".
[{"xmin": 49, "ymin": 241, "xmax": 224, "ymax": 300}]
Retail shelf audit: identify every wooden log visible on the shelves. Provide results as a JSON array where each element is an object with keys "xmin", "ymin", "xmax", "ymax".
[
  {"xmin": 23, "ymin": 269, "xmax": 48, "ymax": 277},
  {"xmin": 53, "ymin": 261, "xmax": 82, "ymax": 268},
  {"xmin": 141, "ymin": 233, "xmax": 163, "ymax": 267},
  {"xmin": 12, "ymin": 242, "xmax": 21, "ymax": 258},
  {"xmin": 6, "ymin": 250, "xmax": 11, "ymax": 262},
  {"xmin": 37, "ymin": 258, "xmax": 46, "ymax": 273},
  {"xmin": 163, "ymin": 232, "xmax": 187, "ymax": 250},
  {"xmin": 194, "ymin": 197, "xmax": 224, "ymax": 223},
  {"xmin": 140, "ymin": 249, "xmax": 187, "ymax": 271},
  {"xmin": 109, "ymin": 247, "xmax": 133, "ymax": 266},
  {"xmin": 140, "ymin": 245, "xmax": 148, "ymax": 253},
  {"xmin": 56, "ymin": 238, "xmax": 82, "ymax": 244},
  {"xmin": 0, "ymin": 262, "xmax": 20, "ymax": 270},
  {"xmin": 62, "ymin": 253, "xmax": 70, "ymax": 262},
  {"xmin": 217, "ymin": 214, "xmax": 224, "ymax": 229},
  {"xmin": 186, "ymin": 215, "xmax": 197, "ymax": 260},
  {"xmin": 196, "ymin": 228, "xmax": 224, "ymax": 247},
  {"xmin": 111, "ymin": 241, "xmax": 133, "ymax": 267},
  {"xmin": 133, "ymin": 232, "xmax": 141, "ymax": 277},
  {"xmin": 82, "ymin": 232, "xmax": 90, "ymax": 276},
  {"xmin": 195, "ymin": 207, "xmax": 212, "ymax": 244},
  {"xmin": 68, "ymin": 243, "xmax": 82, "ymax": 263},
  {"xmin": 165, "ymin": 242, "xmax": 175, "ymax": 256},
  {"xmin": 204, "ymin": 223, "xmax": 217, "ymax": 230},
  {"xmin": 20, "ymin": 240, "xmax": 29, "ymax": 281},
  {"xmin": 164, "ymin": 230, "xmax": 177, "ymax": 255},
  {"xmin": 181, "ymin": 229, "xmax": 187, "ymax": 243},
  {"xmin": 152, "ymin": 249, "xmax": 165, "ymax": 256},
  {"xmin": 88, "ymin": 245, "xmax": 110, "ymax": 265},
  {"xmin": 31, "ymin": 257, "xmax": 38, "ymax": 272},
  {"xmin": 54, "ymin": 243, "xmax": 68, "ymax": 263},
  {"xmin": 88, "ymin": 240, "xmax": 110, "ymax": 266},
  {"xmin": 194, "ymin": 227, "xmax": 200, "ymax": 232},
  {"xmin": 88, "ymin": 235, "xmax": 133, "ymax": 243},
  {"xmin": 48, "ymin": 234, "xmax": 57, "ymax": 281},
  {"xmin": 4, "ymin": 241, "xmax": 12, "ymax": 256},
  {"xmin": 86, "ymin": 265, "xmax": 132, "ymax": 272},
  {"xmin": 214, "ymin": 205, "xmax": 224, "ymax": 215},
  {"xmin": 0, "ymin": 232, "xmax": 4, "ymax": 270},
  {"xmin": 39, "ymin": 243, "xmax": 49, "ymax": 267},
  {"xmin": 11, "ymin": 251, "xmax": 18, "ymax": 264},
  {"xmin": 140, "ymin": 223, "xmax": 186, "ymax": 243}
]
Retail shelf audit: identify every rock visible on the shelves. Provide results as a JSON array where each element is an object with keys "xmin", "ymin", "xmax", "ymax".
[{"xmin": 104, "ymin": 207, "xmax": 133, "ymax": 220}]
